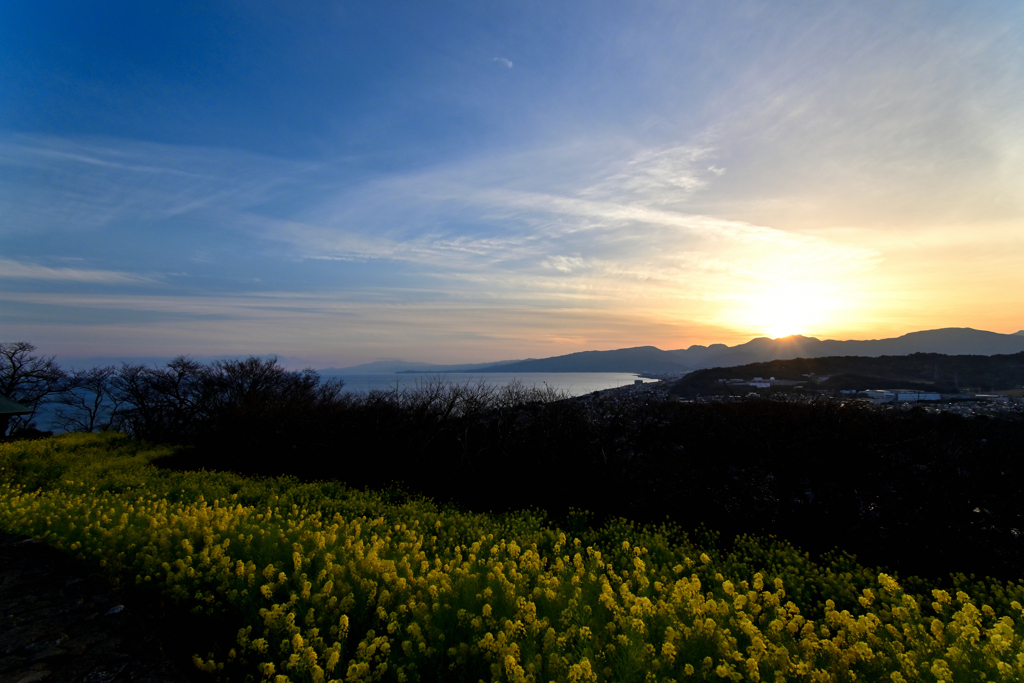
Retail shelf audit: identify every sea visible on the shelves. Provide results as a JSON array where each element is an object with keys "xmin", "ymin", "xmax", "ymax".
[{"xmin": 322, "ymin": 372, "xmax": 659, "ymax": 397}]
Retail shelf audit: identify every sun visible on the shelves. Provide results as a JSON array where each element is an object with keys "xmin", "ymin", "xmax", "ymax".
[
  {"xmin": 765, "ymin": 317, "xmax": 806, "ymax": 339},
  {"xmin": 738, "ymin": 283, "xmax": 835, "ymax": 339},
  {"xmin": 757, "ymin": 295, "xmax": 812, "ymax": 337}
]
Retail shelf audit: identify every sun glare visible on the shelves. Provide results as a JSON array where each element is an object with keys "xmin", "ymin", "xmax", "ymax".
[{"xmin": 737, "ymin": 283, "xmax": 837, "ymax": 339}]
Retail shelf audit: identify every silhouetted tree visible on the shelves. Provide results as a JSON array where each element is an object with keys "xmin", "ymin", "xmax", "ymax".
[
  {"xmin": 201, "ymin": 356, "xmax": 345, "ymax": 450},
  {"xmin": 106, "ymin": 355, "xmax": 346, "ymax": 449},
  {"xmin": 111, "ymin": 356, "xmax": 215, "ymax": 442},
  {"xmin": 52, "ymin": 366, "xmax": 125, "ymax": 432},
  {"xmin": 0, "ymin": 341, "xmax": 65, "ymax": 434}
]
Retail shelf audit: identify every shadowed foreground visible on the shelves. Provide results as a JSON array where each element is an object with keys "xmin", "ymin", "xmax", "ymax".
[{"xmin": 0, "ymin": 532, "xmax": 198, "ymax": 683}]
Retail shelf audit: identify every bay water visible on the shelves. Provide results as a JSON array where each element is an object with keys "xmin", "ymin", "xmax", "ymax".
[{"xmin": 323, "ymin": 372, "xmax": 658, "ymax": 397}]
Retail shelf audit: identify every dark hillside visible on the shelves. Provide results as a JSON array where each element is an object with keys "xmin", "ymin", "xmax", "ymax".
[
  {"xmin": 682, "ymin": 328, "xmax": 1024, "ymax": 368},
  {"xmin": 671, "ymin": 351, "xmax": 1024, "ymax": 394}
]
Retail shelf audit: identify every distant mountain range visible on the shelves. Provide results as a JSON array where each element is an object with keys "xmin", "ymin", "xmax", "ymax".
[{"xmin": 323, "ymin": 328, "xmax": 1024, "ymax": 376}]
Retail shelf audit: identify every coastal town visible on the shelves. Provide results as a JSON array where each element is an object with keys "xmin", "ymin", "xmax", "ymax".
[{"xmin": 585, "ymin": 372, "xmax": 1024, "ymax": 419}]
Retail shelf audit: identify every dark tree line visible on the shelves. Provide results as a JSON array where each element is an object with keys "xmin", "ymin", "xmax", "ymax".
[{"xmin": 0, "ymin": 342, "xmax": 344, "ymax": 443}]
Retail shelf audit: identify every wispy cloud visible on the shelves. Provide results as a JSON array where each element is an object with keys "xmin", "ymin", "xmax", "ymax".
[
  {"xmin": 0, "ymin": 287, "xmax": 745, "ymax": 365},
  {"xmin": 542, "ymin": 254, "xmax": 585, "ymax": 273},
  {"xmin": 194, "ymin": 131, "xmax": 885, "ymax": 332},
  {"xmin": 0, "ymin": 134, "xmax": 318, "ymax": 234},
  {"xmin": 0, "ymin": 259, "xmax": 155, "ymax": 284},
  {"xmin": 0, "ymin": 127, "xmax": 889, "ymax": 349},
  {"xmin": 582, "ymin": 145, "xmax": 717, "ymax": 202},
  {"xmin": 0, "ymin": 131, "xmax": 883, "ymax": 296},
  {"xmin": 493, "ymin": 57, "xmax": 513, "ymax": 68}
]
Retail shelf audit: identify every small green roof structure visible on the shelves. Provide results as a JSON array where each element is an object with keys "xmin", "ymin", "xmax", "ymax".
[
  {"xmin": 0, "ymin": 395, "xmax": 31, "ymax": 416},
  {"xmin": 1, "ymin": 395, "xmax": 33, "ymax": 436}
]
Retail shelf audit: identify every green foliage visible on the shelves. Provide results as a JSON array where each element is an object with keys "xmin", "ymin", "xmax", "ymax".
[{"xmin": 2, "ymin": 433, "xmax": 1023, "ymax": 682}]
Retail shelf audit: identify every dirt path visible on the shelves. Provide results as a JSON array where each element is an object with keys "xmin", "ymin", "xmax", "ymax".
[{"xmin": 0, "ymin": 533, "xmax": 198, "ymax": 683}]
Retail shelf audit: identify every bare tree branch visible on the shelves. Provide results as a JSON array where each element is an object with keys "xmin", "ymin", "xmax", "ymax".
[{"xmin": 0, "ymin": 341, "xmax": 66, "ymax": 434}]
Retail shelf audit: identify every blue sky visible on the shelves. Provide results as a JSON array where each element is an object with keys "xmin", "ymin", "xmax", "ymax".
[{"xmin": 2, "ymin": 1, "xmax": 1023, "ymax": 366}]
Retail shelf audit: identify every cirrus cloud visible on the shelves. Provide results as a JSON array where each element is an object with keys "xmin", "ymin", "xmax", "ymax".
[{"xmin": 0, "ymin": 258, "xmax": 156, "ymax": 284}]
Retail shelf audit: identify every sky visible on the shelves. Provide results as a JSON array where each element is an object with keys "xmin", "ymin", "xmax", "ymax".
[{"xmin": 2, "ymin": 1, "xmax": 1023, "ymax": 368}]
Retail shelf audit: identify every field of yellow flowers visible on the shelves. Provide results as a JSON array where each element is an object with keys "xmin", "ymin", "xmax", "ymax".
[{"xmin": 1, "ymin": 433, "xmax": 1023, "ymax": 682}]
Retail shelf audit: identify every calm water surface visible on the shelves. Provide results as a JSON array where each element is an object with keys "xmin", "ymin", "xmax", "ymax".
[{"xmin": 325, "ymin": 372, "xmax": 658, "ymax": 397}]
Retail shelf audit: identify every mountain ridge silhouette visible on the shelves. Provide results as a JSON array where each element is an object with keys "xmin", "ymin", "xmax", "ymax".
[{"xmin": 327, "ymin": 327, "xmax": 1024, "ymax": 375}]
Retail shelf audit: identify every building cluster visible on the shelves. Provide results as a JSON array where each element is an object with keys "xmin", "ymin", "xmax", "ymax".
[
  {"xmin": 849, "ymin": 389, "xmax": 943, "ymax": 403},
  {"xmin": 579, "ymin": 379, "xmax": 1024, "ymax": 420},
  {"xmin": 716, "ymin": 376, "xmax": 811, "ymax": 389}
]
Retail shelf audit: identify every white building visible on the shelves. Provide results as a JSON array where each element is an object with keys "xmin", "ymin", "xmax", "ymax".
[
  {"xmin": 895, "ymin": 391, "xmax": 941, "ymax": 402},
  {"xmin": 862, "ymin": 390, "xmax": 941, "ymax": 402}
]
